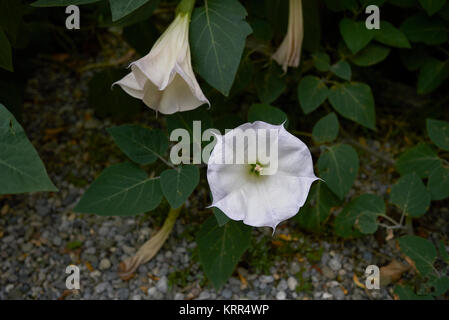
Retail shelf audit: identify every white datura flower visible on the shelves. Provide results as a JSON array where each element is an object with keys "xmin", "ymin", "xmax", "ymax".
[
  {"xmin": 272, "ymin": 0, "xmax": 304, "ymax": 72},
  {"xmin": 207, "ymin": 121, "xmax": 319, "ymax": 230},
  {"xmin": 114, "ymin": 12, "xmax": 209, "ymax": 114}
]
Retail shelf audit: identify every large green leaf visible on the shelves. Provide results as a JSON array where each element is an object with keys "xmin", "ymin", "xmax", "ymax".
[
  {"xmin": 328, "ymin": 82, "xmax": 376, "ymax": 130},
  {"xmin": 318, "ymin": 144, "xmax": 359, "ymax": 200},
  {"xmin": 255, "ymin": 64, "xmax": 286, "ymax": 104},
  {"xmin": 296, "ymin": 181, "xmax": 340, "ymax": 232},
  {"xmin": 311, "ymin": 52, "xmax": 330, "ymax": 72},
  {"xmin": 419, "ymin": 0, "xmax": 447, "ymax": 16},
  {"xmin": 390, "ymin": 173, "xmax": 430, "ymax": 217},
  {"xmin": 312, "ymin": 112, "xmax": 339, "ymax": 144},
  {"xmin": 0, "ymin": 0, "xmax": 25, "ymax": 45},
  {"xmin": 74, "ymin": 162, "xmax": 162, "ymax": 216},
  {"xmin": 339, "ymin": 18, "xmax": 375, "ymax": 54},
  {"xmin": 32, "ymin": 0, "xmax": 101, "ymax": 5},
  {"xmin": 417, "ymin": 58, "xmax": 449, "ymax": 94},
  {"xmin": 213, "ymin": 207, "xmax": 230, "ymax": 227},
  {"xmin": 334, "ymin": 194, "xmax": 385, "ymax": 238},
  {"xmin": 107, "ymin": 125, "xmax": 168, "ymax": 165},
  {"xmin": 197, "ymin": 216, "xmax": 251, "ymax": 289},
  {"xmin": 190, "ymin": 0, "xmax": 252, "ymax": 96},
  {"xmin": 398, "ymin": 235, "xmax": 437, "ymax": 276},
  {"xmin": 395, "ymin": 143, "xmax": 441, "ymax": 178},
  {"xmin": 160, "ymin": 165, "xmax": 199, "ymax": 209},
  {"xmin": 247, "ymin": 103, "xmax": 287, "ymax": 126},
  {"xmin": 374, "ymin": 21, "xmax": 411, "ymax": 48},
  {"xmin": 297, "ymin": 75, "xmax": 329, "ymax": 114},
  {"xmin": 394, "ymin": 285, "xmax": 434, "ymax": 300},
  {"xmin": 350, "ymin": 43, "xmax": 391, "ymax": 67},
  {"xmin": 329, "ymin": 60, "xmax": 351, "ymax": 81},
  {"xmin": 0, "ymin": 104, "xmax": 57, "ymax": 194},
  {"xmin": 0, "ymin": 27, "xmax": 13, "ymax": 72},
  {"xmin": 109, "ymin": 0, "xmax": 154, "ymax": 21},
  {"xmin": 400, "ymin": 13, "xmax": 448, "ymax": 45},
  {"xmin": 428, "ymin": 165, "xmax": 449, "ymax": 200},
  {"xmin": 426, "ymin": 118, "xmax": 449, "ymax": 151}
]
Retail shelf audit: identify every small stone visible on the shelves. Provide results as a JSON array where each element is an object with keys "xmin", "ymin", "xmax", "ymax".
[
  {"xmin": 277, "ymin": 279, "xmax": 288, "ymax": 291},
  {"xmin": 95, "ymin": 282, "xmax": 107, "ymax": 294},
  {"xmin": 132, "ymin": 295, "xmax": 141, "ymax": 300},
  {"xmin": 174, "ymin": 293, "xmax": 184, "ymax": 300},
  {"xmin": 330, "ymin": 287, "xmax": 345, "ymax": 300},
  {"xmin": 198, "ymin": 291, "xmax": 211, "ymax": 300},
  {"xmin": 329, "ymin": 258, "xmax": 342, "ymax": 272},
  {"xmin": 156, "ymin": 276, "xmax": 168, "ymax": 294},
  {"xmin": 321, "ymin": 266, "xmax": 336, "ymax": 279},
  {"xmin": 287, "ymin": 277, "xmax": 298, "ymax": 291},
  {"xmin": 117, "ymin": 288, "xmax": 129, "ymax": 300},
  {"xmin": 276, "ymin": 291, "xmax": 287, "ymax": 300},
  {"xmin": 260, "ymin": 275, "xmax": 274, "ymax": 283},
  {"xmin": 99, "ymin": 258, "xmax": 111, "ymax": 270},
  {"xmin": 222, "ymin": 289, "xmax": 232, "ymax": 299},
  {"xmin": 147, "ymin": 287, "xmax": 158, "ymax": 297},
  {"xmin": 322, "ymin": 292, "xmax": 332, "ymax": 299}
]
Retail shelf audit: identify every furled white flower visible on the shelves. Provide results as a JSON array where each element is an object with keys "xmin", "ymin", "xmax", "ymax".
[
  {"xmin": 272, "ymin": 0, "xmax": 304, "ymax": 72},
  {"xmin": 207, "ymin": 121, "xmax": 318, "ymax": 230},
  {"xmin": 114, "ymin": 9, "xmax": 209, "ymax": 114}
]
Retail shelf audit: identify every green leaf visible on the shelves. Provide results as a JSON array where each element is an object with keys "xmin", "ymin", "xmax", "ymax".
[
  {"xmin": 312, "ymin": 52, "xmax": 330, "ymax": 72},
  {"xmin": 255, "ymin": 63, "xmax": 286, "ymax": 104},
  {"xmin": 328, "ymin": 82, "xmax": 376, "ymax": 130},
  {"xmin": 400, "ymin": 13, "xmax": 448, "ymax": 45},
  {"xmin": 389, "ymin": 0, "xmax": 418, "ymax": 8},
  {"xmin": 334, "ymin": 194, "xmax": 385, "ymax": 238},
  {"xmin": 428, "ymin": 165, "xmax": 449, "ymax": 200},
  {"xmin": 438, "ymin": 240, "xmax": 449, "ymax": 264},
  {"xmin": 247, "ymin": 103, "xmax": 287, "ymax": 126},
  {"xmin": 213, "ymin": 207, "xmax": 230, "ymax": 227},
  {"xmin": 351, "ymin": 43, "xmax": 391, "ymax": 67},
  {"xmin": 74, "ymin": 162, "xmax": 162, "ymax": 216},
  {"xmin": 99, "ymin": 0, "xmax": 160, "ymax": 28},
  {"xmin": 32, "ymin": 0, "xmax": 101, "ymax": 6},
  {"xmin": 296, "ymin": 181, "xmax": 340, "ymax": 232},
  {"xmin": 196, "ymin": 216, "xmax": 251, "ymax": 289},
  {"xmin": 318, "ymin": 144, "xmax": 359, "ymax": 200},
  {"xmin": 0, "ymin": 104, "xmax": 57, "ymax": 194},
  {"xmin": 297, "ymin": 75, "xmax": 329, "ymax": 114},
  {"xmin": 417, "ymin": 58, "xmax": 449, "ymax": 94},
  {"xmin": 390, "ymin": 173, "xmax": 430, "ymax": 217},
  {"xmin": 0, "ymin": 27, "xmax": 13, "ymax": 72},
  {"xmin": 166, "ymin": 106, "xmax": 213, "ymax": 135},
  {"xmin": 357, "ymin": 211, "xmax": 379, "ymax": 234},
  {"xmin": 427, "ymin": 118, "xmax": 449, "ymax": 150},
  {"xmin": 107, "ymin": 125, "xmax": 168, "ymax": 165},
  {"xmin": 394, "ymin": 285, "xmax": 434, "ymax": 300},
  {"xmin": 395, "ymin": 143, "xmax": 441, "ymax": 178},
  {"xmin": 398, "ymin": 235, "xmax": 437, "ymax": 276},
  {"xmin": 160, "ymin": 165, "xmax": 199, "ymax": 209},
  {"xmin": 339, "ymin": 18, "xmax": 375, "ymax": 54},
  {"xmin": 374, "ymin": 21, "xmax": 411, "ymax": 48},
  {"xmin": 312, "ymin": 113, "xmax": 339, "ymax": 144},
  {"xmin": 109, "ymin": 0, "xmax": 154, "ymax": 21},
  {"xmin": 88, "ymin": 68, "xmax": 142, "ymax": 120},
  {"xmin": 330, "ymin": 60, "xmax": 352, "ymax": 81},
  {"xmin": 0, "ymin": 0, "xmax": 25, "ymax": 45},
  {"xmin": 419, "ymin": 0, "xmax": 447, "ymax": 16},
  {"xmin": 190, "ymin": 0, "xmax": 252, "ymax": 96}
]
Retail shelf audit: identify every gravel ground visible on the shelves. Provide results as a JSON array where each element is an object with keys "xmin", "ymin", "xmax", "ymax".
[{"xmin": 1, "ymin": 55, "xmax": 448, "ymax": 300}]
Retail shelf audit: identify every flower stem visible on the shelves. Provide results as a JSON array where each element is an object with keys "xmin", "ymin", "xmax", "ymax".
[
  {"xmin": 176, "ymin": 0, "xmax": 196, "ymax": 17},
  {"xmin": 118, "ymin": 206, "xmax": 183, "ymax": 280}
]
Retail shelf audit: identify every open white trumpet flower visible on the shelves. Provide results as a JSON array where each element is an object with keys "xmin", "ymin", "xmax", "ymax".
[
  {"xmin": 114, "ymin": 9, "xmax": 209, "ymax": 114},
  {"xmin": 207, "ymin": 121, "xmax": 318, "ymax": 230},
  {"xmin": 272, "ymin": 0, "xmax": 304, "ymax": 72}
]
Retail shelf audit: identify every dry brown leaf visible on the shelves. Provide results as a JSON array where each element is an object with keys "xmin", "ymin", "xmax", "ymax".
[
  {"xmin": 385, "ymin": 229, "xmax": 394, "ymax": 241},
  {"xmin": 353, "ymin": 273, "xmax": 366, "ymax": 289},
  {"xmin": 380, "ymin": 259, "xmax": 410, "ymax": 286}
]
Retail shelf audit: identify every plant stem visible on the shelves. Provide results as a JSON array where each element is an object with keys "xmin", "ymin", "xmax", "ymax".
[
  {"xmin": 118, "ymin": 206, "xmax": 183, "ymax": 280},
  {"xmin": 176, "ymin": 0, "xmax": 195, "ymax": 16}
]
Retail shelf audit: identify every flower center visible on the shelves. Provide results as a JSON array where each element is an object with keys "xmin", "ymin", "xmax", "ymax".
[{"xmin": 249, "ymin": 163, "xmax": 264, "ymax": 176}]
